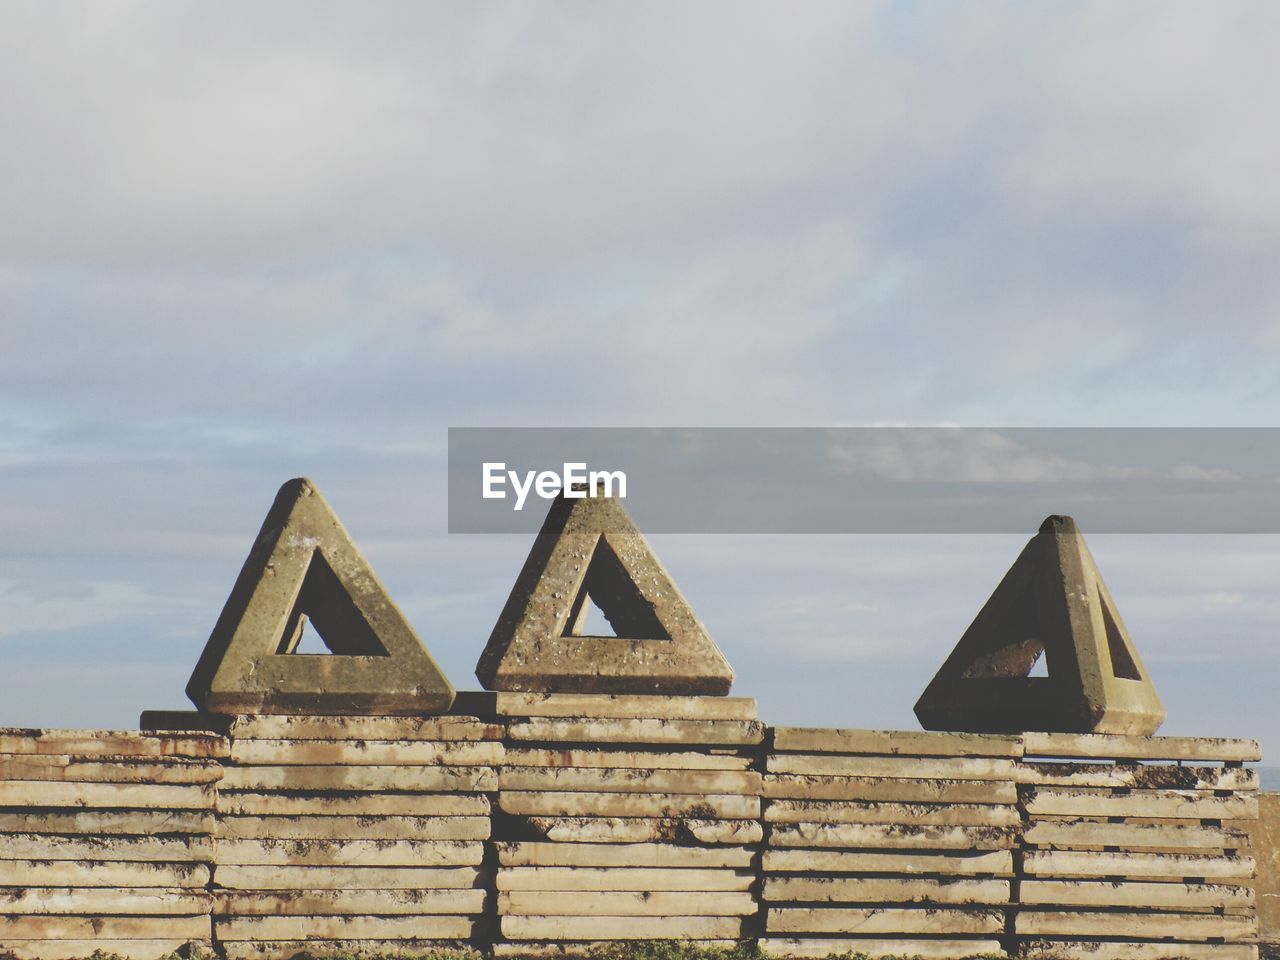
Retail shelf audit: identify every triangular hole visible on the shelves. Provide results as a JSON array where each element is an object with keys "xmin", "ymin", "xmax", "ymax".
[
  {"xmin": 1100, "ymin": 584, "xmax": 1140, "ymax": 680},
  {"xmin": 1028, "ymin": 650, "xmax": 1049, "ymax": 677},
  {"xmin": 563, "ymin": 538, "xmax": 670, "ymax": 640},
  {"xmin": 960, "ymin": 578, "xmax": 1044, "ymax": 679},
  {"xmin": 276, "ymin": 551, "xmax": 389, "ymax": 656},
  {"xmin": 577, "ymin": 595, "xmax": 619, "ymax": 637}
]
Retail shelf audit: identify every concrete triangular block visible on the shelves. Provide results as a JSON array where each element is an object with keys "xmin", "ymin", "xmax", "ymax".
[
  {"xmin": 186, "ymin": 478, "xmax": 454, "ymax": 715},
  {"xmin": 475, "ymin": 491, "xmax": 734, "ymax": 695},
  {"xmin": 914, "ymin": 515, "xmax": 1164, "ymax": 735}
]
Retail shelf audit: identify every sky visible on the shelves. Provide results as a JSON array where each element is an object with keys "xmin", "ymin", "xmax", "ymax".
[{"xmin": 2, "ymin": 2, "xmax": 1280, "ymax": 755}]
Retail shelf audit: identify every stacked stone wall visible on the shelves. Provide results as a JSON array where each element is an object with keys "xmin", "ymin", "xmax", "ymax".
[{"xmin": 0, "ymin": 712, "xmax": 1262, "ymax": 960}]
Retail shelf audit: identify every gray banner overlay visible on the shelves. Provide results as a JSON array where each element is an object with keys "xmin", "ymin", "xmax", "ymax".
[{"xmin": 448, "ymin": 428, "xmax": 1280, "ymax": 533}]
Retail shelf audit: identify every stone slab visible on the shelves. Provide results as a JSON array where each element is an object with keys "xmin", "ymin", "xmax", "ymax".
[
  {"xmin": 0, "ymin": 834, "xmax": 213, "ymax": 863},
  {"xmin": 767, "ymin": 906, "xmax": 1004, "ymax": 935},
  {"xmin": 496, "ymin": 867, "xmax": 754, "ymax": 891},
  {"xmin": 221, "ymin": 942, "xmax": 478, "ymax": 960},
  {"xmin": 220, "ymin": 764, "xmax": 495, "ymax": 792},
  {"xmin": 1250, "ymin": 791, "xmax": 1280, "ymax": 942},
  {"xmin": 0, "ymin": 781, "xmax": 215, "ymax": 810},
  {"xmin": 489, "ymin": 942, "xmax": 739, "ymax": 959},
  {"xmin": 1023, "ymin": 731, "xmax": 1262, "ymax": 762},
  {"xmin": 502, "ymin": 748, "xmax": 753, "ymax": 771},
  {"xmin": 228, "ymin": 738, "xmax": 503, "ymax": 766},
  {"xmin": 0, "ymin": 916, "xmax": 210, "ymax": 939},
  {"xmin": 1020, "ymin": 879, "xmax": 1254, "ymax": 910},
  {"xmin": 1019, "ymin": 762, "xmax": 1258, "ymax": 790},
  {"xmin": 498, "ymin": 890, "xmax": 757, "ymax": 916},
  {"xmin": 1018, "ymin": 941, "xmax": 1259, "ymax": 960},
  {"xmin": 499, "ymin": 915, "xmax": 746, "ymax": 940},
  {"xmin": 0, "ymin": 942, "xmax": 203, "ymax": 960},
  {"xmin": 507, "ymin": 718, "xmax": 765, "ymax": 746},
  {"xmin": 772, "ymin": 728, "xmax": 1022, "ymax": 757},
  {"xmin": 0, "ymin": 860, "xmax": 210, "ymax": 889},
  {"xmin": 761, "ymin": 877, "xmax": 1010, "ymax": 905},
  {"xmin": 214, "ymin": 888, "xmax": 487, "ymax": 915},
  {"xmin": 764, "ymin": 774, "xmax": 1017, "ymax": 804},
  {"xmin": 212, "ymin": 864, "xmax": 484, "ymax": 890},
  {"xmin": 0, "ymin": 757, "xmax": 222, "ymax": 784},
  {"xmin": 0, "ymin": 887, "xmax": 209, "ymax": 915},
  {"xmin": 759, "ymin": 939, "xmax": 1004, "ymax": 959},
  {"xmin": 217, "ymin": 814, "xmax": 490, "ymax": 841},
  {"xmin": 768, "ymin": 754, "xmax": 1017, "ymax": 780},
  {"xmin": 1022, "ymin": 849, "xmax": 1255, "ymax": 880},
  {"xmin": 215, "ymin": 914, "xmax": 477, "ymax": 940},
  {"xmin": 143, "ymin": 712, "xmax": 502, "ymax": 741},
  {"xmin": 455, "ymin": 692, "xmax": 757, "ymax": 720},
  {"xmin": 496, "ymin": 842, "xmax": 755, "ymax": 868},
  {"xmin": 0, "ymin": 811, "xmax": 214, "ymax": 836},
  {"xmin": 0, "ymin": 728, "xmax": 227, "ymax": 759},
  {"xmin": 764, "ymin": 799, "xmax": 1019, "ymax": 827},
  {"xmin": 523, "ymin": 816, "xmax": 764, "ymax": 845},
  {"xmin": 499, "ymin": 790, "xmax": 759, "ymax": 819},
  {"xmin": 1023, "ymin": 787, "xmax": 1258, "ymax": 819},
  {"xmin": 214, "ymin": 838, "xmax": 483, "ymax": 867},
  {"xmin": 1023, "ymin": 819, "xmax": 1249, "ymax": 850},
  {"xmin": 217, "ymin": 791, "xmax": 489, "ymax": 817},
  {"xmin": 762, "ymin": 849, "xmax": 1014, "ymax": 877},
  {"xmin": 500, "ymin": 767, "xmax": 760, "ymax": 795},
  {"xmin": 769, "ymin": 821, "xmax": 1016, "ymax": 851},
  {"xmin": 1014, "ymin": 909, "xmax": 1256, "ymax": 939}
]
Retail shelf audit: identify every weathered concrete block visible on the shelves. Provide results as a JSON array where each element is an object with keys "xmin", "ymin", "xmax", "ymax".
[
  {"xmin": 762, "ymin": 848, "xmax": 1014, "ymax": 877},
  {"xmin": 507, "ymin": 717, "xmax": 765, "ymax": 745},
  {"xmin": 758, "ymin": 938, "xmax": 1005, "ymax": 960},
  {"xmin": 499, "ymin": 766, "xmax": 760, "ymax": 796},
  {"xmin": 220, "ymin": 763, "xmax": 495, "ymax": 792},
  {"xmin": 503, "ymin": 747, "xmax": 753, "ymax": 771},
  {"xmin": 0, "ymin": 860, "xmax": 210, "ymax": 889},
  {"xmin": 185, "ymin": 478, "xmax": 454, "ymax": 715},
  {"xmin": 498, "ymin": 790, "xmax": 759, "ymax": 820},
  {"xmin": 495, "ymin": 841, "xmax": 755, "ymax": 868},
  {"xmin": 1019, "ymin": 879, "xmax": 1254, "ymax": 911},
  {"xmin": 212, "ymin": 864, "xmax": 486, "ymax": 890},
  {"xmin": 215, "ymin": 914, "xmax": 477, "ymax": 940},
  {"xmin": 475, "ymin": 492, "xmax": 734, "ymax": 695},
  {"xmin": 214, "ymin": 838, "xmax": 483, "ymax": 867},
  {"xmin": 767, "ymin": 906, "xmax": 1004, "ymax": 935},
  {"xmin": 217, "ymin": 814, "xmax": 491, "ymax": 841},
  {"xmin": 1014, "ymin": 909, "xmax": 1256, "ymax": 939},
  {"xmin": 455, "ymin": 692, "xmax": 757, "ymax": 720},
  {"xmin": 763, "ymin": 773, "xmax": 1018, "ymax": 804},
  {"xmin": 769, "ymin": 821, "xmax": 1016, "ymax": 851},
  {"xmin": 762, "ymin": 877, "xmax": 1010, "ymax": 905},
  {"xmin": 1019, "ymin": 941, "xmax": 1259, "ymax": 960},
  {"xmin": 496, "ymin": 867, "xmax": 754, "ymax": 892},
  {"xmin": 217, "ymin": 791, "xmax": 489, "ymax": 818},
  {"xmin": 522, "ymin": 816, "xmax": 764, "ymax": 845},
  {"xmin": 497, "ymin": 890, "xmax": 757, "ymax": 917},
  {"xmin": 1022, "ymin": 849, "xmax": 1255, "ymax": 880},
  {"xmin": 213, "ymin": 888, "xmax": 487, "ymax": 916},
  {"xmin": 915, "ymin": 515, "xmax": 1166, "ymax": 735},
  {"xmin": 772, "ymin": 727, "xmax": 1022, "ymax": 757},
  {"xmin": 764, "ymin": 799, "xmax": 1019, "ymax": 827},
  {"xmin": 499, "ymin": 915, "xmax": 746, "ymax": 940}
]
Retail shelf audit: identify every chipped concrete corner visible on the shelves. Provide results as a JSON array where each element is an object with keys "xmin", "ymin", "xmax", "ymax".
[
  {"xmin": 475, "ymin": 491, "xmax": 734, "ymax": 695},
  {"xmin": 185, "ymin": 477, "xmax": 454, "ymax": 715},
  {"xmin": 915, "ymin": 514, "xmax": 1166, "ymax": 736}
]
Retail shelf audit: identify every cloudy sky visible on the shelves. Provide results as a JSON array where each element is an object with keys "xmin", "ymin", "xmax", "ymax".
[{"xmin": 2, "ymin": 3, "xmax": 1280, "ymax": 755}]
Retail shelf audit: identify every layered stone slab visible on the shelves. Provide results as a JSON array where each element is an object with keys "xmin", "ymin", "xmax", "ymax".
[
  {"xmin": 496, "ymin": 867, "xmax": 754, "ymax": 891},
  {"xmin": 758, "ymin": 938, "xmax": 1005, "ymax": 959},
  {"xmin": 457, "ymin": 692, "xmax": 757, "ymax": 721}
]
